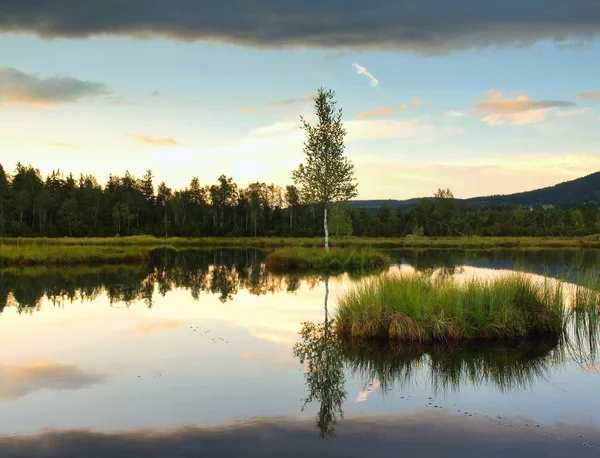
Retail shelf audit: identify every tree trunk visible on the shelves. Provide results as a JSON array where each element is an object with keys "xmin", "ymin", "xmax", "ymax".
[
  {"xmin": 324, "ymin": 206, "xmax": 330, "ymax": 252},
  {"xmin": 324, "ymin": 276, "xmax": 329, "ymax": 326}
]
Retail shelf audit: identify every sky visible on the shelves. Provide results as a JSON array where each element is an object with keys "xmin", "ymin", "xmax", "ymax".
[{"xmin": 1, "ymin": 1, "xmax": 600, "ymax": 199}]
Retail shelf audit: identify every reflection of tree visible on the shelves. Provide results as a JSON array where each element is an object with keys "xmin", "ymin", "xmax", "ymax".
[
  {"xmin": 0, "ymin": 250, "xmax": 375, "ymax": 313},
  {"xmin": 293, "ymin": 315, "xmax": 599, "ymax": 436},
  {"xmin": 293, "ymin": 277, "xmax": 346, "ymax": 438},
  {"xmin": 397, "ymin": 248, "xmax": 600, "ymax": 281}
]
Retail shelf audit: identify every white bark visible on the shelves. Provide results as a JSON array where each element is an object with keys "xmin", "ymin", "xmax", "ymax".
[
  {"xmin": 324, "ymin": 276, "xmax": 330, "ymax": 327},
  {"xmin": 324, "ymin": 206, "xmax": 330, "ymax": 252}
]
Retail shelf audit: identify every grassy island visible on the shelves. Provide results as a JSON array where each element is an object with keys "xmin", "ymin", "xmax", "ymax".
[
  {"xmin": 335, "ymin": 271, "xmax": 599, "ymax": 342},
  {"xmin": 265, "ymin": 247, "xmax": 390, "ymax": 272}
]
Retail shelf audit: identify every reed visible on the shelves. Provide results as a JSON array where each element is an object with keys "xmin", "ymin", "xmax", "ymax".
[{"xmin": 335, "ymin": 271, "xmax": 571, "ymax": 342}]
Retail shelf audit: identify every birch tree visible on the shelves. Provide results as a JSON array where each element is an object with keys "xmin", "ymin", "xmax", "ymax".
[{"xmin": 292, "ymin": 87, "xmax": 358, "ymax": 251}]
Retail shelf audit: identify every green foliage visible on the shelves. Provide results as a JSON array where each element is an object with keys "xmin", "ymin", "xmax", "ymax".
[
  {"xmin": 265, "ymin": 247, "xmax": 390, "ymax": 272},
  {"xmin": 328, "ymin": 202, "xmax": 353, "ymax": 236},
  {"xmin": 411, "ymin": 223, "xmax": 425, "ymax": 237},
  {"xmin": 0, "ymin": 160, "xmax": 598, "ymax": 240},
  {"xmin": 292, "ymin": 88, "xmax": 358, "ymax": 206},
  {"xmin": 292, "ymin": 88, "xmax": 358, "ymax": 250},
  {"xmin": 335, "ymin": 271, "xmax": 576, "ymax": 342}
]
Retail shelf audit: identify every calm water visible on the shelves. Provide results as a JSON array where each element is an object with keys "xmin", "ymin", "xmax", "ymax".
[{"xmin": 0, "ymin": 249, "xmax": 599, "ymax": 456}]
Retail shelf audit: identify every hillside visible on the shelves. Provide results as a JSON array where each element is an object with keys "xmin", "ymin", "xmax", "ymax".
[{"xmin": 349, "ymin": 171, "xmax": 600, "ymax": 211}]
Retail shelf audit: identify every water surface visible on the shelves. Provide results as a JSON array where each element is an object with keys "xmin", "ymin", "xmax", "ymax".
[{"xmin": 0, "ymin": 248, "xmax": 598, "ymax": 455}]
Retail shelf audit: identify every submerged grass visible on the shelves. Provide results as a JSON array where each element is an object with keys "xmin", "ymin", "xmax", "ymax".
[
  {"xmin": 335, "ymin": 271, "xmax": 579, "ymax": 342},
  {"xmin": 265, "ymin": 247, "xmax": 390, "ymax": 272}
]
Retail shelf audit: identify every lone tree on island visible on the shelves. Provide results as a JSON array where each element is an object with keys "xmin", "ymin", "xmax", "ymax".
[{"xmin": 292, "ymin": 87, "xmax": 358, "ymax": 252}]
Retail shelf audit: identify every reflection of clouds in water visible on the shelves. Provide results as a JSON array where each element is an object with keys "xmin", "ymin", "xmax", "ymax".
[
  {"xmin": 1, "ymin": 413, "xmax": 599, "ymax": 458},
  {"xmin": 355, "ymin": 379, "xmax": 381, "ymax": 403},
  {"xmin": 241, "ymin": 350, "xmax": 298, "ymax": 370},
  {"xmin": 125, "ymin": 318, "xmax": 181, "ymax": 335},
  {"xmin": 389, "ymin": 264, "xmax": 594, "ymax": 304},
  {"xmin": 0, "ymin": 360, "xmax": 109, "ymax": 400}
]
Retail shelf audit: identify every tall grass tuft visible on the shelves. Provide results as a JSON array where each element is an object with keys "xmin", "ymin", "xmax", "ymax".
[
  {"xmin": 335, "ymin": 271, "xmax": 569, "ymax": 342},
  {"xmin": 265, "ymin": 247, "xmax": 390, "ymax": 272}
]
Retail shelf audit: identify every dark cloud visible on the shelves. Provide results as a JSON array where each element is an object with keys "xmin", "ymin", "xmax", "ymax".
[
  {"xmin": 0, "ymin": 67, "xmax": 109, "ymax": 106},
  {"xmin": 1, "ymin": 414, "xmax": 599, "ymax": 458},
  {"xmin": 1, "ymin": 1, "xmax": 599, "ymax": 53}
]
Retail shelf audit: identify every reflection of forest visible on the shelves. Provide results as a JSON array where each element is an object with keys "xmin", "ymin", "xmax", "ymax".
[
  {"xmin": 393, "ymin": 248, "xmax": 600, "ymax": 280},
  {"xmin": 2, "ymin": 248, "xmax": 599, "ymax": 314},
  {"xmin": 0, "ymin": 249, "xmax": 326, "ymax": 313}
]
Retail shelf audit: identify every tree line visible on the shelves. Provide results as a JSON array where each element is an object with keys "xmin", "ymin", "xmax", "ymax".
[{"xmin": 0, "ymin": 163, "xmax": 598, "ymax": 238}]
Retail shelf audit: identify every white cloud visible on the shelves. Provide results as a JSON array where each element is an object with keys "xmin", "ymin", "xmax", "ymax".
[
  {"xmin": 243, "ymin": 117, "xmax": 461, "ymax": 145},
  {"xmin": 247, "ymin": 121, "xmax": 300, "ymax": 139},
  {"xmin": 482, "ymin": 107, "xmax": 551, "ymax": 126},
  {"xmin": 554, "ymin": 107, "xmax": 594, "ymax": 118},
  {"xmin": 345, "ymin": 118, "xmax": 463, "ymax": 143},
  {"xmin": 472, "ymin": 90, "xmax": 577, "ymax": 126},
  {"xmin": 445, "ymin": 110, "xmax": 467, "ymax": 118},
  {"xmin": 352, "ymin": 63, "xmax": 379, "ymax": 87}
]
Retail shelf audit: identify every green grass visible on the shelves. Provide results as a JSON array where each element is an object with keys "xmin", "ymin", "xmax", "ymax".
[
  {"xmin": 265, "ymin": 247, "xmax": 390, "ymax": 272},
  {"xmin": 2, "ymin": 235, "xmax": 600, "ymax": 249},
  {"xmin": 0, "ymin": 244, "xmax": 150, "ymax": 266},
  {"xmin": 335, "ymin": 271, "xmax": 581, "ymax": 342},
  {"xmin": 1, "ymin": 234, "xmax": 599, "ymax": 266}
]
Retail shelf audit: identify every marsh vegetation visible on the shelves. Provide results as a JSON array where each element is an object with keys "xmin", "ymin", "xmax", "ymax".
[{"xmin": 335, "ymin": 270, "xmax": 599, "ymax": 342}]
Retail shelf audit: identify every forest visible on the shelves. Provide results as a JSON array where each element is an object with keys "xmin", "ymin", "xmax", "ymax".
[{"xmin": 0, "ymin": 162, "xmax": 599, "ymax": 239}]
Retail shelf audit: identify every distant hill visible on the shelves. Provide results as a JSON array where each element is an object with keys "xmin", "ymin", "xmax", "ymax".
[{"xmin": 349, "ymin": 171, "xmax": 600, "ymax": 211}]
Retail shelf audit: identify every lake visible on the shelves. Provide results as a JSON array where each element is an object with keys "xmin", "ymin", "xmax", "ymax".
[{"xmin": 0, "ymin": 248, "xmax": 599, "ymax": 457}]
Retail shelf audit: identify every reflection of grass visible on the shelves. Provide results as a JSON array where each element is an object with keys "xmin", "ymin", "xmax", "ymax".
[
  {"xmin": 265, "ymin": 247, "xmax": 390, "ymax": 272},
  {"xmin": 336, "ymin": 272, "xmax": 567, "ymax": 342},
  {"xmin": 340, "ymin": 337, "xmax": 564, "ymax": 394},
  {"xmin": 562, "ymin": 270, "xmax": 600, "ymax": 371}
]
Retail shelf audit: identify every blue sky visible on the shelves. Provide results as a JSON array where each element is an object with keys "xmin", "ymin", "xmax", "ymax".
[{"xmin": 1, "ymin": 2, "xmax": 600, "ymax": 199}]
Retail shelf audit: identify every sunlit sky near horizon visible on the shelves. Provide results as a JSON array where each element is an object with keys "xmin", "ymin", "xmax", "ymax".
[{"xmin": 1, "ymin": 1, "xmax": 599, "ymax": 199}]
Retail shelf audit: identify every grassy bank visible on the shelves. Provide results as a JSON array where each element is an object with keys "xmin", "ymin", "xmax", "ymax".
[
  {"xmin": 265, "ymin": 247, "xmax": 390, "ymax": 272},
  {"xmin": 335, "ymin": 271, "xmax": 599, "ymax": 342},
  {"xmin": 2, "ymin": 235, "xmax": 600, "ymax": 249},
  {"xmin": 1, "ymin": 235, "xmax": 599, "ymax": 266},
  {"xmin": 0, "ymin": 244, "xmax": 149, "ymax": 267}
]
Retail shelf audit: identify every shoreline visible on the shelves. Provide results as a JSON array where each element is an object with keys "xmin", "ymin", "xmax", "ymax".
[{"xmin": 1, "ymin": 235, "xmax": 599, "ymax": 267}]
